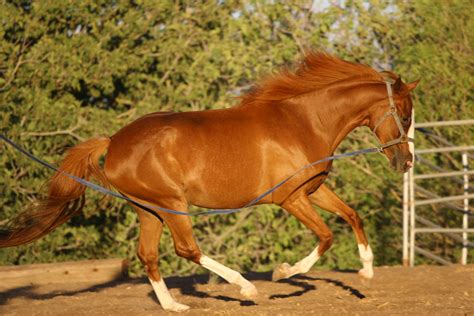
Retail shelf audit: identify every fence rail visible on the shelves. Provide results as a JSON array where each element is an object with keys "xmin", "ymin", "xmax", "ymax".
[
  {"xmin": 415, "ymin": 145, "xmax": 474, "ymax": 154},
  {"xmin": 414, "ymin": 170, "xmax": 474, "ymax": 180},
  {"xmin": 415, "ymin": 214, "xmax": 474, "ymax": 247},
  {"xmin": 414, "ymin": 119, "xmax": 474, "ymax": 128},
  {"xmin": 414, "ymin": 194, "xmax": 474, "ymax": 206},
  {"xmin": 415, "ymin": 228, "xmax": 474, "ymax": 233}
]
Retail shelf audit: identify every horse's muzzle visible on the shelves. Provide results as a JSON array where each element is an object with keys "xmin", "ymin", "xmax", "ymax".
[{"xmin": 391, "ymin": 152, "xmax": 413, "ymax": 173}]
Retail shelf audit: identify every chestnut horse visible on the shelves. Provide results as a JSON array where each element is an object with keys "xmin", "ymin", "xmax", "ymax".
[{"xmin": 0, "ymin": 53, "xmax": 418, "ymax": 311}]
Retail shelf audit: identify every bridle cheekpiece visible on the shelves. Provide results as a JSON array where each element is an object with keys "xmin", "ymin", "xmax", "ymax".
[{"xmin": 371, "ymin": 79, "xmax": 414, "ymax": 153}]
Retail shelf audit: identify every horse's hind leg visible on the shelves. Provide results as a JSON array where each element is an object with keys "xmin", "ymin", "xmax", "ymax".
[
  {"xmin": 273, "ymin": 193, "xmax": 333, "ymax": 281},
  {"xmin": 162, "ymin": 200, "xmax": 258, "ymax": 299},
  {"xmin": 134, "ymin": 206, "xmax": 190, "ymax": 312},
  {"xmin": 309, "ymin": 184, "xmax": 374, "ymax": 279}
]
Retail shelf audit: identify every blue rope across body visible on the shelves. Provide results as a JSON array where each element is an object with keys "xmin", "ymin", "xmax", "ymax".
[{"xmin": 1, "ymin": 133, "xmax": 382, "ymax": 216}]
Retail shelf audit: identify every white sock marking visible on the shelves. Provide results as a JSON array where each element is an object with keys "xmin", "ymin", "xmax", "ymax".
[
  {"xmin": 358, "ymin": 244, "xmax": 374, "ymax": 279},
  {"xmin": 149, "ymin": 277, "xmax": 189, "ymax": 311},
  {"xmin": 286, "ymin": 246, "xmax": 320, "ymax": 277},
  {"xmin": 200, "ymin": 255, "xmax": 257, "ymax": 297}
]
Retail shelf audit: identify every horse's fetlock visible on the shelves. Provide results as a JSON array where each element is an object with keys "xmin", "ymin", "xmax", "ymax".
[
  {"xmin": 137, "ymin": 249, "xmax": 157, "ymax": 265},
  {"xmin": 320, "ymin": 231, "xmax": 334, "ymax": 245}
]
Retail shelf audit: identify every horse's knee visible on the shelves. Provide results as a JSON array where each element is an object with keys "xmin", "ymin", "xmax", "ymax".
[{"xmin": 175, "ymin": 243, "xmax": 201, "ymax": 263}]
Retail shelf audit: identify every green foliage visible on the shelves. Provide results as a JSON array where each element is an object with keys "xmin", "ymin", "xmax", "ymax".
[{"xmin": 1, "ymin": 1, "xmax": 472, "ymax": 276}]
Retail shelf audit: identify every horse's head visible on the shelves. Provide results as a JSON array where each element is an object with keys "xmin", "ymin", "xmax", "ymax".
[{"xmin": 368, "ymin": 75, "xmax": 419, "ymax": 173}]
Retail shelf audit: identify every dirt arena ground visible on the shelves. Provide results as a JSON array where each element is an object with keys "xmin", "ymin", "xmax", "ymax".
[{"xmin": 1, "ymin": 264, "xmax": 473, "ymax": 315}]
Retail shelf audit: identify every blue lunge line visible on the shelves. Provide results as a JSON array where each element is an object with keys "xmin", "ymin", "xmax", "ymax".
[{"xmin": 1, "ymin": 134, "xmax": 380, "ymax": 216}]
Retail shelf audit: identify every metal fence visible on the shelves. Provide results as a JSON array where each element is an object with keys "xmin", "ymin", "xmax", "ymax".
[{"xmin": 402, "ymin": 117, "xmax": 474, "ymax": 267}]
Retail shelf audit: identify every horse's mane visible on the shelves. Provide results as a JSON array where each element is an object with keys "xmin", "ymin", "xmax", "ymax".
[{"xmin": 241, "ymin": 52, "xmax": 385, "ymax": 105}]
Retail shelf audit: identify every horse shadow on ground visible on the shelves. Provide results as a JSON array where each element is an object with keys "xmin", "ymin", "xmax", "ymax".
[
  {"xmin": 0, "ymin": 277, "xmax": 143, "ymax": 306},
  {"xmin": 0, "ymin": 269, "xmax": 365, "ymax": 307}
]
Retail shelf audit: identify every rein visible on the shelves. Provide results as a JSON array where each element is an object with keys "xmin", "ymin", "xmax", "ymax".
[{"xmin": 0, "ymin": 81, "xmax": 411, "ymax": 217}]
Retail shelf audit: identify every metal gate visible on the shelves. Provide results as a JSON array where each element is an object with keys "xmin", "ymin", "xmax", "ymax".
[{"xmin": 402, "ymin": 118, "xmax": 474, "ymax": 266}]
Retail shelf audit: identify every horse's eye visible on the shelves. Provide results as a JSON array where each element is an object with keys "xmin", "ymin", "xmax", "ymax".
[{"xmin": 401, "ymin": 116, "xmax": 411, "ymax": 125}]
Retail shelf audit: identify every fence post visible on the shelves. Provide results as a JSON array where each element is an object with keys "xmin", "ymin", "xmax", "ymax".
[
  {"xmin": 461, "ymin": 152, "xmax": 469, "ymax": 265},
  {"xmin": 403, "ymin": 172, "xmax": 409, "ymax": 266},
  {"xmin": 408, "ymin": 109, "xmax": 416, "ymax": 267},
  {"xmin": 403, "ymin": 109, "xmax": 415, "ymax": 267}
]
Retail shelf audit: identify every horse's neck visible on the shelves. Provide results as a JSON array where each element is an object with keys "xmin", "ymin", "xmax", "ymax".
[{"xmin": 290, "ymin": 81, "xmax": 384, "ymax": 153}]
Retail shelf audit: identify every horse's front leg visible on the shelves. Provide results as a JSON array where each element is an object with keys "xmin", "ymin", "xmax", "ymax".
[
  {"xmin": 309, "ymin": 184, "xmax": 374, "ymax": 279},
  {"xmin": 272, "ymin": 193, "xmax": 333, "ymax": 281}
]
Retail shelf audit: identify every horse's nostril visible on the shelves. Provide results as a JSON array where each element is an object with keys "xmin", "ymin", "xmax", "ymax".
[{"xmin": 406, "ymin": 161, "xmax": 413, "ymax": 169}]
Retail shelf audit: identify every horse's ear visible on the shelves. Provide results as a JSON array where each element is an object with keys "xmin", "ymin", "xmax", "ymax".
[
  {"xmin": 406, "ymin": 79, "xmax": 420, "ymax": 91},
  {"xmin": 393, "ymin": 77, "xmax": 403, "ymax": 92}
]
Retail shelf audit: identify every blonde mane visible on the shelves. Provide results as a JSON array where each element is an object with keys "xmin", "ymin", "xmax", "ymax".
[{"xmin": 241, "ymin": 52, "xmax": 384, "ymax": 105}]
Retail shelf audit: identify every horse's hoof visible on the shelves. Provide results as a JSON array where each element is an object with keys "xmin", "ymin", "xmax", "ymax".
[
  {"xmin": 358, "ymin": 268, "xmax": 374, "ymax": 280},
  {"xmin": 272, "ymin": 262, "xmax": 291, "ymax": 281},
  {"xmin": 240, "ymin": 284, "xmax": 258, "ymax": 299},
  {"xmin": 163, "ymin": 302, "xmax": 190, "ymax": 312}
]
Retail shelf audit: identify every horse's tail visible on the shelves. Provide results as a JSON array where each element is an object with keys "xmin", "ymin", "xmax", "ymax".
[{"xmin": 0, "ymin": 137, "xmax": 111, "ymax": 248}]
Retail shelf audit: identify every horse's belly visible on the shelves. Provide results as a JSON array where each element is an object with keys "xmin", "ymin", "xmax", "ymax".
[{"xmin": 183, "ymin": 161, "xmax": 270, "ymax": 208}]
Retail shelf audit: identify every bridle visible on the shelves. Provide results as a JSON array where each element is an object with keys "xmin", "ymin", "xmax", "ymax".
[{"xmin": 371, "ymin": 80, "xmax": 414, "ymax": 152}]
